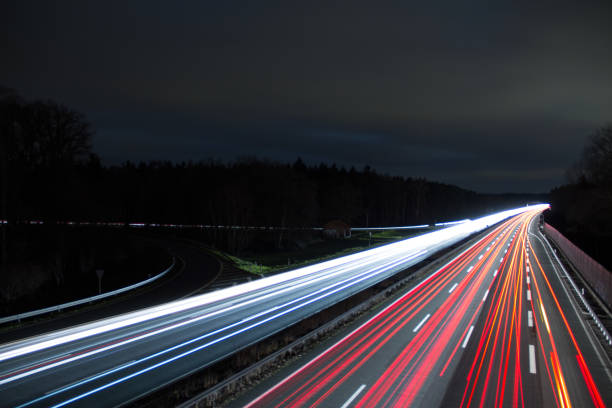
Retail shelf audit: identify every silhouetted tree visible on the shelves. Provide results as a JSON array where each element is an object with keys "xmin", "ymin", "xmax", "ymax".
[
  {"xmin": 573, "ymin": 125, "xmax": 612, "ymax": 188},
  {"xmin": 1, "ymin": 88, "xmax": 546, "ymax": 257},
  {"xmin": 0, "ymin": 87, "xmax": 23, "ymax": 271},
  {"xmin": 20, "ymin": 100, "xmax": 92, "ymax": 168},
  {"xmin": 0, "ymin": 89, "xmax": 95, "ymax": 276},
  {"xmin": 549, "ymin": 124, "xmax": 612, "ymax": 269}
]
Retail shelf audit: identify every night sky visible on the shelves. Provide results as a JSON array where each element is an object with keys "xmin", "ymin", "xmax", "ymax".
[{"xmin": 3, "ymin": 1, "xmax": 611, "ymax": 193}]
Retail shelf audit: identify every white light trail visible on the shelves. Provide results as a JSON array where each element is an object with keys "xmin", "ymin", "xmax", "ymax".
[{"xmin": 0, "ymin": 205, "xmax": 549, "ymax": 369}]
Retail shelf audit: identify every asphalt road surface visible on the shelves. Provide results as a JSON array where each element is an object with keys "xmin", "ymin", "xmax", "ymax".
[
  {"xmin": 0, "ymin": 207, "xmax": 538, "ymax": 407},
  {"xmin": 243, "ymin": 210, "xmax": 611, "ymax": 408},
  {"xmin": 0, "ymin": 240, "xmax": 222, "ymax": 344}
]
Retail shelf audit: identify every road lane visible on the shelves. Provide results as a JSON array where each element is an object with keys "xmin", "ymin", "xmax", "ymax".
[
  {"xmin": 0, "ymin": 208, "xmax": 542, "ymax": 407},
  {"xmin": 245, "ymin": 214, "xmax": 527, "ymax": 407},
  {"xmin": 245, "ymin": 209, "xmax": 611, "ymax": 408},
  {"xmin": 441, "ymin": 212, "xmax": 610, "ymax": 407}
]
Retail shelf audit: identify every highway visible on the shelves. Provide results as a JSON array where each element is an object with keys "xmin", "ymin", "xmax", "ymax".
[
  {"xmin": 0, "ymin": 240, "xmax": 222, "ymax": 343},
  {"xmin": 243, "ymin": 209, "xmax": 611, "ymax": 408},
  {"xmin": 0, "ymin": 205, "xmax": 560, "ymax": 407}
]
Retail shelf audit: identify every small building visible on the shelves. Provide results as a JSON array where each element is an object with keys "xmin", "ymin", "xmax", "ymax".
[{"xmin": 323, "ymin": 220, "xmax": 351, "ymax": 238}]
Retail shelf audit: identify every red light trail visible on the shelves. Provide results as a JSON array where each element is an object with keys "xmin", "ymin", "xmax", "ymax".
[{"xmin": 245, "ymin": 209, "xmax": 608, "ymax": 408}]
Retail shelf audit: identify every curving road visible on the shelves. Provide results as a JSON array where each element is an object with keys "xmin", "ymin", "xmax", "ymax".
[
  {"xmin": 0, "ymin": 240, "xmax": 222, "ymax": 344},
  {"xmin": 0, "ymin": 206, "xmax": 551, "ymax": 407},
  {"xmin": 243, "ymin": 209, "xmax": 610, "ymax": 408}
]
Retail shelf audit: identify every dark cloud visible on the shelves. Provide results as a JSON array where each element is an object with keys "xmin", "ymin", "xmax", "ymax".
[{"xmin": 2, "ymin": 1, "xmax": 611, "ymax": 193}]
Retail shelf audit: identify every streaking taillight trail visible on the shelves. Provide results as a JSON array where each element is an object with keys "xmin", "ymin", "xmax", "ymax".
[{"xmin": 246, "ymin": 208, "xmax": 608, "ymax": 408}]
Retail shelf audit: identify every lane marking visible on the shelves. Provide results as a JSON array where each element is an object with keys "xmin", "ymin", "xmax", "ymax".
[
  {"xmin": 47, "ymin": 255, "xmax": 420, "ymax": 408},
  {"xmin": 41, "ymin": 220, "xmax": 540, "ymax": 408},
  {"xmin": 482, "ymin": 289, "xmax": 489, "ymax": 303},
  {"xmin": 486, "ymin": 246, "xmax": 490, "ymax": 251},
  {"xmin": 462, "ymin": 325, "xmax": 475, "ymax": 348},
  {"xmin": 504, "ymin": 249, "xmax": 508, "ymax": 254},
  {"xmin": 478, "ymin": 255, "xmax": 483, "ymax": 260},
  {"xmin": 467, "ymin": 266, "xmax": 473, "ymax": 272},
  {"xmin": 540, "ymin": 303, "xmax": 551, "ymax": 333},
  {"xmin": 526, "ymin": 266, "xmax": 530, "ymax": 273},
  {"xmin": 529, "ymin": 345, "xmax": 536, "ymax": 374},
  {"xmin": 448, "ymin": 283, "xmax": 458, "ymax": 294},
  {"xmin": 413, "ymin": 314, "xmax": 431, "ymax": 333},
  {"xmin": 526, "ymin": 276, "xmax": 530, "ymax": 285},
  {"xmin": 500, "ymin": 257, "xmax": 504, "ymax": 262},
  {"xmin": 530, "ymin": 228, "xmax": 612, "ymax": 381},
  {"xmin": 527, "ymin": 310, "xmax": 533, "ymax": 327},
  {"xmin": 243, "ymin": 225, "xmax": 520, "ymax": 408},
  {"xmin": 493, "ymin": 269, "xmax": 498, "ymax": 277},
  {"xmin": 340, "ymin": 384, "xmax": 366, "ymax": 408},
  {"xmin": 527, "ymin": 290, "xmax": 531, "ymax": 301}
]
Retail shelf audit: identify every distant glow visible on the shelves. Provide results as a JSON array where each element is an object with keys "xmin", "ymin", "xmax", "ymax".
[
  {"xmin": 435, "ymin": 219, "xmax": 470, "ymax": 227},
  {"xmin": 0, "ymin": 205, "xmax": 549, "ymax": 385}
]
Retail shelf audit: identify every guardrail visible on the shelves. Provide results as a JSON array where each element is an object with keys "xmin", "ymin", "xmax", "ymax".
[
  {"xmin": 540, "ymin": 224, "xmax": 611, "ymax": 346},
  {"xmin": 543, "ymin": 223, "xmax": 612, "ymax": 309},
  {"xmin": 0, "ymin": 257, "xmax": 176, "ymax": 325}
]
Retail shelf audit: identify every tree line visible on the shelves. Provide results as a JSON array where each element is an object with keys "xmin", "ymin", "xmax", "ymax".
[
  {"xmin": 548, "ymin": 124, "xmax": 612, "ymax": 270},
  {"xmin": 0, "ymin": 87, "xmax": 546, "ymax": 310},
  {"xmin": 1, "ymin": 88, "xmax": 542, "ymax": 255}
]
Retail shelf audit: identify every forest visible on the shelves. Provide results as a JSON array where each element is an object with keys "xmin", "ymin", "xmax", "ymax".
[
  {"xmin": 0, "ymin": 87, "xmax": 541, "ymax": 232},
  {"xmin": 0, "ymin": 88, "xmax": 547, "ymax": 311},
  {"xmin": 547, "ymin": 125, "xmax": 612, "ymax": 270}
]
